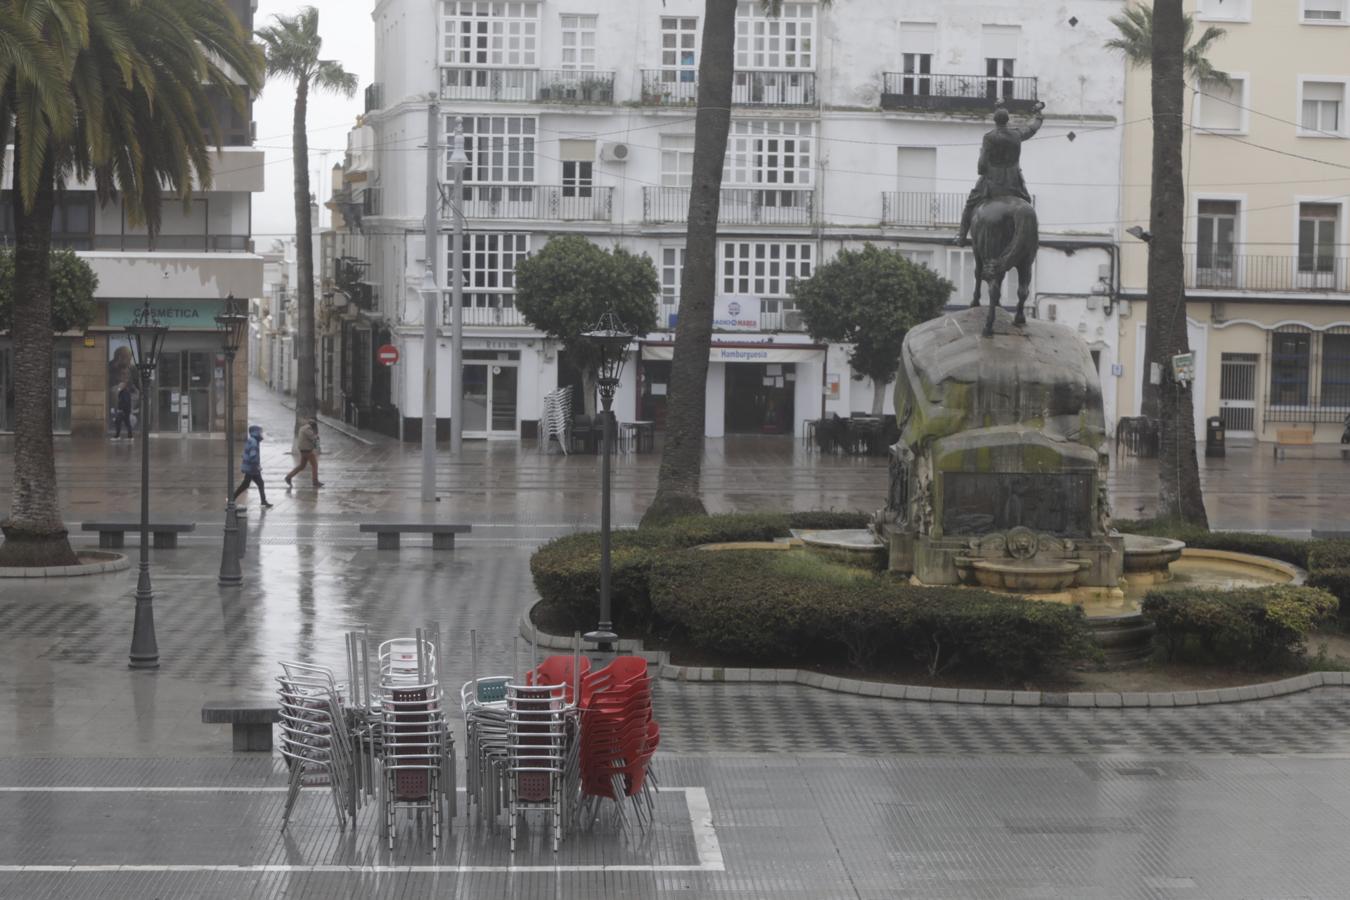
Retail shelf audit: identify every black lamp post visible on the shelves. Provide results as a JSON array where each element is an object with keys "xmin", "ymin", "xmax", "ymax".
[
  {"xmin": 581, "ymin": 312, "xmax": 634, "ymax": 653},
  {"xmin": 216, "ymin": 294, "xmax": 249, "ymax": 587},
  {"xmin": 125, "ymin": 300, "xmax": 168, "ymax": 669}
]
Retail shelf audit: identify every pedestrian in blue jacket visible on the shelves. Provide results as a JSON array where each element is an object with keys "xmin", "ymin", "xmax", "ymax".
[{"xmin": 232, "ymin": 425, "xmax": 273, "ymax": 508}]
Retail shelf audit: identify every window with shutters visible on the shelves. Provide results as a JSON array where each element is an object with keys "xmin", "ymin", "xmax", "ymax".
[
  {"xmin": 1300, "ymin": 81, "xmax": 1346, "ymax": 135},
  {"xmin": 1196, "ymin": 78, "xmax": 1246, "ymax": 132},
  {"xmin": 1303, "ymin": 0, "xmax": 1348, "ymax": 22},
  {"xmin": 1298, "ymin": 203, "xmax": 1338, "ymax": 274},
  {"xmin": 1196, "ymin": 200, "xmax": 1238, "ymax": 286}
]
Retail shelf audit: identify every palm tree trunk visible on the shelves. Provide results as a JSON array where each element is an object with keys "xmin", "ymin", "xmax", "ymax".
[
  {"xmin": 292, "ymin": 78, "xmax": 318, "ymax": 430},
  {"xmin": 0, "ymin": 148, "xmax": 79, "ymax": 567},
  {"xmin": 641, "ymin": 0, "xmax": 736, "ymax": 527},
  {"xmin": 1146, "ymin": 0, "xmax": 1208, "ymax": 528}
]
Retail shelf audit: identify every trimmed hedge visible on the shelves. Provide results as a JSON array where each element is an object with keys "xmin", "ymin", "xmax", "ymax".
[
  {"xmin": 1142, "ymin": 585, "xmax": 1337, "ymax": 669},
  {"xmin": 1307, "ymin": 542, "xmax": 1350, "ymax": 616},
  {"xmin": 647, "ymin": 550, "xmax": 1094, "ymax": 681},
  {"xmin": 529, "ymin": 511, "xmax": 870, "ymax": 632}
]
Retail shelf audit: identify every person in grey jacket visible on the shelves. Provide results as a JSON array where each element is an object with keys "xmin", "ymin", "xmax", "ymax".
[
  {"xmin": 285, "ymin": 418, "xmax": 325, "ymax": 488},
  {"xmin": 232, "ymin": 425, "xmax": 272, "ymax": 507}
]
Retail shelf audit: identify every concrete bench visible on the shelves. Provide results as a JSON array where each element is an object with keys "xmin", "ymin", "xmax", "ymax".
[
  {"xmin": 81, "ymin": 519, "xmax": 196, "ymax": 549},
  {"xmin": 201, "ymin": 701, "xmax": 280, "ymax": 752},
  {"xmin": 1273, "ymin": 428, "xmax": 1315, "ymax": 460},
  {"xmin": 358, "ymin": 522, "xmax": 472, "ymax": 550}
]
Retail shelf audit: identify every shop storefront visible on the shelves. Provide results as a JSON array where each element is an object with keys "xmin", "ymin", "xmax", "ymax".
[
  {"xmin": 105, "ymin": 299, "xmax": 231, "ymax": 435},
  {"xmin": 0, "ymin": 340, "xmax": 74, "ymax": 434}
]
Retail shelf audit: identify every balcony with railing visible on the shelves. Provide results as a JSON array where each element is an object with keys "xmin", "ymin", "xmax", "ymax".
[
  {"xmin": 880, "ymin": 72, "xmax": 1039, "ymax": 114},
  {"xmin": 456, "ymin": 185, "xmax": 614, "ymax": 221},
  {"xmin": 643, "ymin": 186, "xmax": 814, "ymax": 225},
  {"xmin": 440, "ymin": 67, "xmax": 616, "ymax": 104},
  {"xmin": 1186, "ymin": 253, "xmax": 1350, "ymax": 293},
  {"xmin": 881, "ymin": 192, "xmax": 965, "ymax": 228},
  {"xmin": 444, "ymin": 299, "xmax": 527, "ymax": 328},
  {"xmin": 639, "ymin": 69, "xmax": 817, "ymax": 108},
  {"xmin": 93, "ymin": 234, "xmax": 251, "ymax": 252}
]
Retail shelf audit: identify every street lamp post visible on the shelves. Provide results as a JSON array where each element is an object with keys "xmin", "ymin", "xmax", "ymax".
[
  {"xmin": 581, "ymin": 312, "xmax": 635, "ymax": 654},
  {"xmin": 216, "ymin": 295, "xmax": 249, "ymax": 586},
  {"xmin": 449, "ymin": 117, "xmax": 468, "ymax": 456},
  {"xmin": 125, "ymin": 301, "xmax": 168, "ymax": 669}
]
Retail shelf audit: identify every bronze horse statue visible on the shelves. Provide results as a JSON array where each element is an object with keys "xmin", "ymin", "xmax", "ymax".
[{"xmin": 969, "ymin": 195, "xmax": 1039, "ymax": 337}]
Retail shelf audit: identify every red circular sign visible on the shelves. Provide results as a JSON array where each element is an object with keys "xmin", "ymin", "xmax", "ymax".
[{"xmin": 377, "ymin": 344, "xmax": 400, "ymax": 366}]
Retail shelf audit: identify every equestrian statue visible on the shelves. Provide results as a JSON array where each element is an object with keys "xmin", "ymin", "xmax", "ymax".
[{"xmin": 954, "ymin": 100, "xmax": 1044, "ymax": 337}]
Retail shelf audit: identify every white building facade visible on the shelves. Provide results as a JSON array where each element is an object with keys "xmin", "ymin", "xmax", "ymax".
[{"xmin": 356, "ymin": 0, "xmax": 1127, "ymax": 440}]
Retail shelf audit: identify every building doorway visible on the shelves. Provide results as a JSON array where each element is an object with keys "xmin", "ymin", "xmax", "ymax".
[
  {"xmin": 1219, "ymin": 352, "xmax": 1258, "ymax": 441},
  {"xmin": 724, "ymin": 362, "xmax": 795, "ymax": 434},
  {"xmin": 462, "ymin": 350, "xmax": 519, "ymax": 437}
]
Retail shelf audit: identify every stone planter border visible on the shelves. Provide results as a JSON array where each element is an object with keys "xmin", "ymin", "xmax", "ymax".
[
  {"xmin": 0, "ymin": 551, "xmax": 130, "ymax": 578},
  {"xmin": 521, "ymin": 604, "xmax": 1347, "ymax": 708}
]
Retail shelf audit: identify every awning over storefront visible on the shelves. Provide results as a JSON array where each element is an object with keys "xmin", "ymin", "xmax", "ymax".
[{"xmin": 641, "ymin": 343, "xmax": 824, "ymax": 364}]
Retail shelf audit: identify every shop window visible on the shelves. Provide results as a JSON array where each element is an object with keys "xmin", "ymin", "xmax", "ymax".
[
  {"xmin": 1269, "ymin": 330, "xmax": 1312, "ymax": 408},
  {"xmin": 1322, "ymin": 331, "xmax": 1350, "ymax": 409}
]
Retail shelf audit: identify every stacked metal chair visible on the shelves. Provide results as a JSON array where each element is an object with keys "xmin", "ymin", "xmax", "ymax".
[
  {"xmin": 377, "ymin": 631, "xmax": 453, "ymax": 850},
  {"xmin": 576, "ymin": 657, "xmax": 660, "ymax": 832},
  {"xmin": 276, "ymin": 661, "xmax": 356, "ymax": 830},
  {"xmin": 505, "ymin": 680, "xmax": 580, "ymax": 852}
]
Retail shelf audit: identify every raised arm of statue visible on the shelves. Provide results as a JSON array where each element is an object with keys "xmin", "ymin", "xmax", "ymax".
[{"xmin": 1016, "ymin": 100, "xmax": 1046, "ymax": 141}]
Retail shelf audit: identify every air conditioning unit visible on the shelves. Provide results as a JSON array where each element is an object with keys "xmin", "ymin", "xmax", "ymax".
[{"xmin": 599, "ymin": 142, "xmax": 631, "ymax": 163}]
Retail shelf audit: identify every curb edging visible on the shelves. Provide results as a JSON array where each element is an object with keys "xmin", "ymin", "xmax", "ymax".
[
  {"xmin": 519, "ymin": 608, "xmax": 1348, "ymax": 708},
  {"xmin": 0, "ymin": 552, "xmax": 130, "ymax": 578}
]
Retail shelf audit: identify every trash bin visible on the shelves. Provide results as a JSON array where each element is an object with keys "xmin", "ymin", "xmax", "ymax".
[{"xmin": 1206, "ymin": 416, "xmax": 1225, "ymax": 458}]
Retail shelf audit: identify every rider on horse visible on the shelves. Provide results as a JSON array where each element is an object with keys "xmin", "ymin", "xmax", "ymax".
[{"xmin": 955, "ymin": 100, "xmax": 1045, "ymax": 247}]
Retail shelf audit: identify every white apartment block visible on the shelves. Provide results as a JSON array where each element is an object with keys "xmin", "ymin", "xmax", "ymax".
[
  {"xmin": 0, "ymin": 0, "xmax": 263, "ymax": 438},
  {"xmin": 349, "ymin": 0, "xmax": 1127, "ymax": 440}
]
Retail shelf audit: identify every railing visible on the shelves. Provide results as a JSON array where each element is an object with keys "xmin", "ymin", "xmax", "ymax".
[
  {"xmin": 881, "ymin": 192, "xmax": 965, "ymax": 228},
  {"xmin": 643, "ymin": 186, "xmax": 814, "ymax": 225},
  {"xmin": 880, "ymin": 72, "xmax": 1039, "ymax": 113},
  {"xmin": 444, "ymin": 300, "xmax": 527, "ymax": 327},
  {"xmin": 639, "ymin": 69, "xmax": 817, "ymax": 107},
  {"xmin": 92, "ymin": 235, "xmax": 251, "ymax": 252},
  {"xmin": 1186, "ymin": 254, "xmax": 1350, "ymax": 293},
  {"xmin": 455, "ymin": 185, "xmax": 613, "ymax": 221},
  {"xmin": 440, "ymin": 67, "xmax": 615, "ymax": 104},
  {"xmin": 757, "ymin": 308, "xmax": 807, "ymax": 332}
]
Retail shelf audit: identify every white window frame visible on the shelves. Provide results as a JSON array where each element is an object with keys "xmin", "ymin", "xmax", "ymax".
[
  {"xmin": 452, "ymin": 232, "xmax": 530, "ymax": 309},
  {"xmin": 559, "ymin": 14, "xmax": 597, "ymax": 70},
  {"xmin": 1301, "ymin": 0, "xmax": 1348, "ymax": 24},
  {"xmin": 659, "ymin": 133, "xmax": 695, "ymax": 188},
  {"xmin": 720, "ymin": 241, "xmax": 814, "ymax": 299},
  {"xmin": 724, "ymin": 120, "xmax": 814, "ymax": 188},
  {"xmin": 660, "ymin": 246, "xmax": 685, "ymax": 309},
  {"xmin": 1297, "ymin": 77, "xmax": 1350, "ymax": 137},
  {"xmin": 455, "ymin": 115, "xmax": 537, "ymax": 185},
  {"xmin": 1190, "ymin": 193, "xmax": 1246, "ymax": 288},
  {"xmin": 561, "ymin": 160, "xmax": 593, "ymax": 198},
  {"xmin": 660, "ymin": 17, "xmax": 699, "ymax": 83},
  {"xmin": 1196, "ymin": 0, "xmax": 1251, "ymax": 22},
  {"xmin": 442, "ymin": 1, "xmax": 541, "ymax": 68},
  {"xmin": 1194, "ymin": 75, "xmax": 1249, "ymax": 134},
  {"xmin": 734, "ymin": 1, "xmax": 815, "ymax": 70}
]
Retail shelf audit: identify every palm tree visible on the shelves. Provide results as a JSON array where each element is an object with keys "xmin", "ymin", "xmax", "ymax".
[
  {"xmin": 0, "ymin": 0, "xmax": 263, "ymax": 567},
  {"xmin": 1133, "ymin": 0, "xmax": 1210, "ymax": 528},
  {"xmin": 256, "ymin": 7, "xmax": 357, "ymax": 435},
  {"xmin": 1105, "ymin": 2, "xmax": 1230, "ymax": 85},
  {"xmin": 643, "ymin": 0, "xmax": 832, "ymax": 526}
]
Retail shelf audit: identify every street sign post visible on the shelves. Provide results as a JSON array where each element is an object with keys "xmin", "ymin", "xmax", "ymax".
[{"xmin": 377, "ymin": 344, "xmax": 400, "ymax": 367}]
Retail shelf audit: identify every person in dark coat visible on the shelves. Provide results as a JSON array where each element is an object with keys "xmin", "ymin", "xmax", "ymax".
[
  {"xmin": 232, "ymin": 425, "xmax": 272, "ymax": 507},
  {"xmin": 113, "ymin": 382, "xmax": 134, "ymax": 438}
]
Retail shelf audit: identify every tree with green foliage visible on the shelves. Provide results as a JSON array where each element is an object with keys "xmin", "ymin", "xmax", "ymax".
[
  {"xmin": 1108, "ymin": 0, "xmax": 1210, "ymax": 528},
  {"xmin": 0, "ymin": 0, "xmax": 263, "ymax": 568},
  {"xmin": 644, "ymin": 0, "xmax": 835, "ymax": 527},
  {"xmin": 792, "ymin": 245, "xmax": 952, "ymax": 416},
  {"xmin": 256, "ymin": 6, "xmax": 358, "ymax": 437},
  {"xmin": 0, "ymin": 248, "xmax": 98, "ymax": 334},
  {"xmin": 514, "ymin": 235, "xmax": 660, "ymax": 415}
]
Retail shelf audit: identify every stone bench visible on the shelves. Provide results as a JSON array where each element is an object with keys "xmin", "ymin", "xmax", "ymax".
[
  {"xmin": 81, "ymin": 519, "xmax": 196, "ymax": 549},
  {"xmin": 358, "ymin": 522, "xmax": 472, "ymax": 550},
  {"xmin": 201, "ymin": 701, "xmax": 280, "ymax": 752},
  {"xmin": 1273, "ymin": 428, "xmax": 1315, "ymax": 460}
]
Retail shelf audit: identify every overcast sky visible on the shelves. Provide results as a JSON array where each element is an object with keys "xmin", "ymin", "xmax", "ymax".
[{"xmin": 251, "ymin": 0, "xmax": 374, "ymax": 248}]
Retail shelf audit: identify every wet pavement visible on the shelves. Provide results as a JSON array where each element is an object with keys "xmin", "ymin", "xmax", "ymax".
[{"xmin": 0, "ymin": 381, "xmax": 1349, "ymax": 897}]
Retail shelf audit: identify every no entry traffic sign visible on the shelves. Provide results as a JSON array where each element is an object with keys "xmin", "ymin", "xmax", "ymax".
[{"xmin": 377, "ymin": 344, "xmax": 400, "ymax": 366}]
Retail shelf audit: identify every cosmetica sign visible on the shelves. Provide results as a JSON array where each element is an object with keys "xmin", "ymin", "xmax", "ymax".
[{"xmin": 713, "ymin": 295, "xmax": 759, "ymax": 331}]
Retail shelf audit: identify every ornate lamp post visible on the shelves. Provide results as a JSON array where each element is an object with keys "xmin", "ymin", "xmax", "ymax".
[
  {"xmin": 125, "ymin": 301, "xmax": 168, "ymax": 669},
  {"xmin": 215, "ymin": 294, "xmax": 249, "ymax": 586},
  {"xmin": 581, "ymin": 312, "xmax": 634, "ymax": 653}
]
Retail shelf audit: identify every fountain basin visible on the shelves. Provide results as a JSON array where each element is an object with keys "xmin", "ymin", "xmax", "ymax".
[
  {"xmin": 1121, "ymin": 534, "xmax": 1186, "ymax": 582},
  {"xmin": 969, "ymin": 558, "xmax": 1081, "ymax": 592},
  {"xmin": 793, "ymin": 529, "xmax": 887, "ymax": 571}
]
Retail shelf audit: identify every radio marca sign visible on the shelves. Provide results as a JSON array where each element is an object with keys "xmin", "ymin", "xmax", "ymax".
[{"xmin": 713, "ymin": 295, "xmax": 759, "ymax": 332}]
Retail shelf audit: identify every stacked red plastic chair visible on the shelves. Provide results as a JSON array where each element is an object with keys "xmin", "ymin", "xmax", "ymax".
[{"xmin": 575, "ymin": 656, "xmax": 660, "ymax": 831}]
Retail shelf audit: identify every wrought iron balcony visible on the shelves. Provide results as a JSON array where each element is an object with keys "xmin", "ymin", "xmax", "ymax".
[
  {"xmin": 881, "ymin": 192, "xmax": 965, "ymax": 228},
  {"xmin": 440, "ymin": 67, "xmax": 615, "ymax": 104},
  {"xmin": 639, "ymin": 69, "xmax": 817, "ymax": 107},
  {"xmin": 1186, "ymin": 253, "xmax": 1350, "ymax": 293},
  {"xmin": 643, "ymin": 186, "xmax": 814, "ymax": 226},
  {"xmin": 456, "ymin": 185, "xmax": 614, "ymax": 222},
  {"xmin": 880, "ymin": 72, "xmax": 1039, "ymax": 113},
  {"xmin": 92, "ymin": 234, "xmax": 251, "ymax": 252},
  {"xmin": 444, "ymin": 300, "xmax": 527, "ymax": 327}
]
